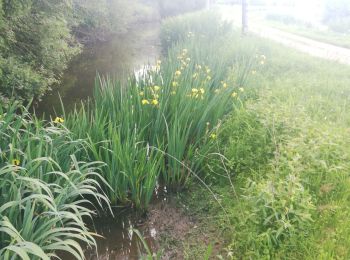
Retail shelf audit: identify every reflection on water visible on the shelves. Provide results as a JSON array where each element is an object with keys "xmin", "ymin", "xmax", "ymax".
[
  {"xmin": 60, "ymin": 186, "xmax": 168, "ymax": 260},
  {"xmin": 59, "ymin": 210, "xmax": 154, "ymax": 260},
  {"xmin": 81, "ymin": 211, "xmax": 155, "ymax": 260},
  {"xmin": 36, "ymin": 23, "xmax": 160, "ymax": 117}
]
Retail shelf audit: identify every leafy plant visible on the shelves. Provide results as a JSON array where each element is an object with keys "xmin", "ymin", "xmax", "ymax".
[{"xmin": 0, "ymin": 103, "xmax": 111, "ymax": 259}]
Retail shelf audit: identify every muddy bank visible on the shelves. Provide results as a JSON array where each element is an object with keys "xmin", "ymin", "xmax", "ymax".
[{"xmin": 59, "ymin": 192, "xmax": 198, "ymax": 259}]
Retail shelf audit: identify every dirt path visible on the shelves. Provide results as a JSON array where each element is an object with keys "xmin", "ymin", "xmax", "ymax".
[{"xmin": 219, "ymin": 5, "xmax": 350, "ymax": 65}]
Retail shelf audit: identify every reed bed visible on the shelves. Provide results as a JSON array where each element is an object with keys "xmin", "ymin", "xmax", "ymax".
[{"xmin": 66, "ymin": 11, "xmax": 257, "ymax": 209}]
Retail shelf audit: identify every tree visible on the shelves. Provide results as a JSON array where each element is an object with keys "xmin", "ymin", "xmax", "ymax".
[{"xmin": 0, "ymin": 0, "xmax": 80, "ymax": 104}]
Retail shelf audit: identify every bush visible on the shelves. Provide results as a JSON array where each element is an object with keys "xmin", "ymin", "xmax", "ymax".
[
  {"xmin": 221, "ymin": 107, "xmax": 273, "ymax": 174},
  {"xmin": 236, "ymin": 173, "xmax": 315, "ymax": 257}
]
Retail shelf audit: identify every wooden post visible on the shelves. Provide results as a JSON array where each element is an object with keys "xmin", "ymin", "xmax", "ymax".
[{"xmin": 242, "ymin": 0, "xmax": 248, "ymax": 35}]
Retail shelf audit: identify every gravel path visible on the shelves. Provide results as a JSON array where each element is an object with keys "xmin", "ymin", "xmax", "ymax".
[{"xmin": 219, "ymin": 5, "xmax": 350, "ymax": 65}]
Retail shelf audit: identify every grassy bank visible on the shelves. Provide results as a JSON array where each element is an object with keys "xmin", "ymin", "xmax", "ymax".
[{"xmin": 179, "ymin": 31, "xmax": 350, "ymax": 258}]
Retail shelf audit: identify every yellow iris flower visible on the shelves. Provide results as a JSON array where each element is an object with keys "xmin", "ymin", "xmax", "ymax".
[
  {"xmin": 54, "ymin": 117, "xmax": 64, "ymax": 123},
  {"xmin": 151, "ymin": 99, "xmax": 159, "ymax": 106},
  {"xmin": 12, "ymin": 159, "xmax": 20, "ymax": 166},
  {"xmin": 142, "ymin": 99, "xmax": 150, "ymax": 105}
]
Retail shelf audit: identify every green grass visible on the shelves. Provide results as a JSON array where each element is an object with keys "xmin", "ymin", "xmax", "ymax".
[{"xmin": 179, "ymin": 32, "xmax": 350, "ymax": 259}]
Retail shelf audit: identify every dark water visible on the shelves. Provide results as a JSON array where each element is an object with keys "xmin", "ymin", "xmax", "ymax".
[
  {"xmin": 59, "ymin": 187, "xmax": 169, "ymax": 260},
  {"xmin": 59, "ymin": 209, "xmax": 157, "ymax": 260},
  {"xmin": 35, "ymin": 23, "xmax": 160, "ymax": 117}
]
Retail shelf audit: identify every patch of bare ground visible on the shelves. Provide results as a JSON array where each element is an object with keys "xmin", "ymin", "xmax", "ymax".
[{"xmin": 144, "ymin": 195, "xmax": 225, "ymax": 259}]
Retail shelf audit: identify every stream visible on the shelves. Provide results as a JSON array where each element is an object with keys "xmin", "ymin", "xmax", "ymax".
[{"xmin": 36, "ymin": 22, "xmax": 161, "ymax": 117}]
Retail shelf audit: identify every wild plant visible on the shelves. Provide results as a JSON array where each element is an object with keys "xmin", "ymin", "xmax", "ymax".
[{"xmin": 0, "ymin": 104, "xmax": 111, "ymax": 259}]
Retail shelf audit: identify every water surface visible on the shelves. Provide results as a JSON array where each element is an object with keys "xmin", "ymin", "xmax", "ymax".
[{"xmin": 36, "ymin": 23, "xmax": 160, "ymax": 117}]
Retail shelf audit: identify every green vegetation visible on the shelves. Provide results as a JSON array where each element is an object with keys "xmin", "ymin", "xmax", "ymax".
[
  {"xmin": 1, "ymin": 10, "xmax": 255, "ymax": 258},
  {"xmin": 178, "ymin": 30, "xmax": 350, "ymax": 258},
  {"xmin": 3, "ymin": 3, "xmax": 350, "ymax": 259},
  {"xmin": 0, "ymin": 0, "xmax": 161, "ymax": 105},
  {"xmin": 0, "ymin": 1, "xmax": 80, "ymax": 104},
  {"xmin": 66, "ymin": 11, "xmax": 255, "ymax": 209},
  {"xmin": 0, "ymin": 104, "xmax": 110, "ymax": 259},
  {"xmin": 160, "ymin": 11, "xmax": 231, "ymax": 52}
]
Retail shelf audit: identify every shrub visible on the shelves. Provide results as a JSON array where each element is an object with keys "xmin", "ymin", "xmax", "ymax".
[
  {"xmin": 221, "ymin": 107, "xmax": 273, "ymax": 174},
  {"xmin": 244, "ymin": 173, "xmax": 315, "ymax": 246}
]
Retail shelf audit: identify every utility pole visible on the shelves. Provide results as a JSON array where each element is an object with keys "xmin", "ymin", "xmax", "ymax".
[
  {"xmin": 242, "ymin": 0, "xmax": 248, "ymax": 35},
  {"xmin": 206, "ymin": 0, "xmax": 210, "ymax": 10}
]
